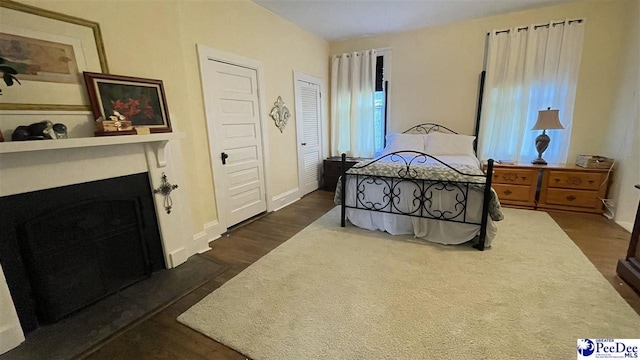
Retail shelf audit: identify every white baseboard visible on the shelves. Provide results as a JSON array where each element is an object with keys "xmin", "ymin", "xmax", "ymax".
[
  {"xmin": 193, "ymin": 220, "xmax": 224, "ymax": 246},
  {"xmin": 168, "ymin": 247, "xmax": 188, "ymax": 268},
  {"xmin": 271, "ymin": 188, "xmax": 301, "ymax": 211},
  {"xmin": 0, "ymin": 324, "xmax": 24, "ymax": 355},
  {"xmin": 616, "ymin": 221, "xmax": 633, "ymax": 233}
]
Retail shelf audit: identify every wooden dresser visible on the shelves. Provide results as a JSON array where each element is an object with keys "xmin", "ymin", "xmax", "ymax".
[
  {"xmin": 537, "ymin": 164, "xmax": 611, "ymax": 214},
  {"xmin": 323, "ymin": 157, "xmax": 361, "ymax": 191},
  {"xmin": 486, "ymin": 162, "xmax": 612, "ymax": 214}
]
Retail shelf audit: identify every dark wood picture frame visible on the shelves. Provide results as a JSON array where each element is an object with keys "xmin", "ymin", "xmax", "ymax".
[{"xmin": 83, "ymin": 72, "xmax": 172, "ymax": 135}]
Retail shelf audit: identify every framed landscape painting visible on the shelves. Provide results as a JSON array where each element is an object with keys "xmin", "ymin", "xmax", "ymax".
[
  {"xmin": 0, "ymin": 0, "xmax": 108, "ymax": 110},
  {"xmin": 83, "ymin": 72, "xmax": 172, "ymax": 133}
]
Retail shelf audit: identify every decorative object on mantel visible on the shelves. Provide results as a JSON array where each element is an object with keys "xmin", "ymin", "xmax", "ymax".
[
  {"xmin": 10, "ymin": 120, "xmax": 68, "ymax": 141},
  {"xmin": 269, "ymin": 96, "xmax": 290, "ymax": 133},
  {"xmin": 52, "ymin": 123, "xmax": 68, "ymax": 139},
  {"xmin": 531, "ymin": 107, "xmax": 564, "ymax": 165},
  {"xmin": 95, "ymin": 111, "xmax": 133, "ymax": 134},
  {"xmin": 153, "ymin": 172, "xmax": 179, "ymax": 214},
  {"xmin": 0, "ymin": 1, "xmax": 108, "ymax": 111},
  {"xmin": 84, "ymin": 72, "xmax": 172, "ymax": 136}
]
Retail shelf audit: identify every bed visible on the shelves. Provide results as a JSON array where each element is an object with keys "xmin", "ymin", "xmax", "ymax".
[{"xmin": 335, "ymin": 123, "xmax": 503, "ymax": 251}]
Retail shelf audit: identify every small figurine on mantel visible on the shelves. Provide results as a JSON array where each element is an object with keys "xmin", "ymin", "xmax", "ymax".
[
  {"xmin": 95, "ymin": 110, "xmax": 133, "ymax": 135},
  {"xmin": 10, "ymin": 120, "xmax": 67, "ymax": 141}
]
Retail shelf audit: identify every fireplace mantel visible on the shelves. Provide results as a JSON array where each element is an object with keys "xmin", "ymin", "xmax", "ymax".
[
  {"xmin": 0, "ymin": 132, "xmax": 184, "ymax": 167},
  {"xmin": 0, "ymin": 112, "xmax": 210, "ymax": 355}
]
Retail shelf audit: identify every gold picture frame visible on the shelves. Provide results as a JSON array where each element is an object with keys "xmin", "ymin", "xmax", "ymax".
[{"xmin": 0, "ymin": 0, "xmax": 109, "ymax": 111}]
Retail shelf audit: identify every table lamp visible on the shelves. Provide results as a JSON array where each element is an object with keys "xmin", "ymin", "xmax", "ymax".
[{"xmin": 531, "ymin": 107, "xmax": 564, "ymax": 165}]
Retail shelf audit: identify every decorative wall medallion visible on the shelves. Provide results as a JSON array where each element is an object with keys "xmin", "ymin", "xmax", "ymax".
[
  {"xmin": 269, "ymin": 96, "xmax": 290, "ymax": 133},
  {"xmin": 153, "ymin": 172, "xmax": 179, "ymax": 214}
]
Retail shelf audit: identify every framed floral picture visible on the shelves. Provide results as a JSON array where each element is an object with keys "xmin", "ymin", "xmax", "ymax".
[{"xmin": 83, "ymin": 72, "xmax": 172, "ymax": 134}]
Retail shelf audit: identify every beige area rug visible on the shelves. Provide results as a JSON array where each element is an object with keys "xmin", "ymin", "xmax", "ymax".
[{"xmin": 178, "ymin": 207, "xmax": 640, "ymax": 359}]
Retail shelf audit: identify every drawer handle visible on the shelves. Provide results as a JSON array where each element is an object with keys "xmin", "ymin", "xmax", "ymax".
[
  {"xmin": 566, "ymin": 195, "xmax": 577, "ymax": 201},
  {"xmin": 503, "ymin": 189, "xmax": 513, "ymax": 195},
  {"xmin": 566, "ymin": 176, "xmax": 582, "ymax": 185},
  {"xmin": 502, "ymin": 173, "xmax": 518, "ymax": 182}
]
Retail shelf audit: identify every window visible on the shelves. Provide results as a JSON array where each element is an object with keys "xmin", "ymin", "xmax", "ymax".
[
  {"xmin": 330, "ymin": 48, "xmax": 390, "ymax": 158},
  {"xmin": 478, "ymin": 22, "xmax": 584, "ymax": 164},
  {"xmin": 374, "ymin": 51, "xmax": 390, "ymax": 155}
]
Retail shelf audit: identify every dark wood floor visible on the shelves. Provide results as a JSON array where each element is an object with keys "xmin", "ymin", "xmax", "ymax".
[{"xmin": 82, "ymin": 190, "xmax": 639, "ymax": 359}]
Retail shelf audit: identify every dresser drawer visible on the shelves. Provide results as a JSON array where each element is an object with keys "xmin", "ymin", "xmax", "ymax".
[
  {"xmin": 493, "ymin": 184, "xmax": 534, "ymax": 203},
  {"xmin": 544, "ymin": 188, "xmax": 602, "ymax": 209},
  {"xmin": 545, "ymin": 171, "xmax": 602, "ymax": 190},
  {"xmin": 491, "ymin": 168, "xmax": 537, "ymax": 186}
]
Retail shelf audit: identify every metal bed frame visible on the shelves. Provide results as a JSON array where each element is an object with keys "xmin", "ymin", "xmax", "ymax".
[{"xmin": 340, "ymin": 123, "xmax": 495, "ymax": 251}]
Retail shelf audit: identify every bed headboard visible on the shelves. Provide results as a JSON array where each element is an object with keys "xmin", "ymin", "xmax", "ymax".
[
  {"xmin": 402, "ymin": 123, "xmax": 458, "ymax": 135},
  {"xmin": 402, "ymin": 122, "xmax": 479, "ymax": 152}
]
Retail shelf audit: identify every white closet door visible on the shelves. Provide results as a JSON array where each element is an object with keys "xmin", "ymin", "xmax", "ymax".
[
  {"xmin": 205, "ymin": 60, "xmax": 267, "ymax": 227},
  {"xmin": 294, "ymin": 75, "xmax": 323, "ymax": 196}
]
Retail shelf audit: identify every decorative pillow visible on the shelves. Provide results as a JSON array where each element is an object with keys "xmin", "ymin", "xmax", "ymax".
[
  {"xmin": 380, "ymin": 133, "xmax": 425, "ymax": 155},
  {"xmin": 424, "ymin": 132, "xmax": 476, "ymax": 156}
]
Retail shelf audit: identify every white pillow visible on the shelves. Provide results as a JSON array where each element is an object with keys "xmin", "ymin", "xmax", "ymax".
[
  {"xmin": 380, "ymin": 133, "xmax": 425, "ymax": 155},
  {"xmin": 424, "ymin": 132, "xmax": 476, "ymax": 156}
]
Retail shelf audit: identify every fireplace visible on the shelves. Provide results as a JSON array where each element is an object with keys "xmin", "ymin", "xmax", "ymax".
[
  {"xmin": 0, "ymin": 131, "xmax": 211, "ymax": 355},
  {"xmin": 0, "ymin": 173, "xmax": 165, "ymax": 334}
]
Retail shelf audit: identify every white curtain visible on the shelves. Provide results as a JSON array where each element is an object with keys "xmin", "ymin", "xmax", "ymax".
[
  {"xmin": 330, "ymin": 50, "xmax": 376, "ymax": 158},
  {"xmin": 478, "ymin": 20, "xmax": 584, "ymax": 163}
]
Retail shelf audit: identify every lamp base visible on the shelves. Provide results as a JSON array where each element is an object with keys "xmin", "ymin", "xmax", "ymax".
[
  {"xmin": 532, "ymin": 130, "xmax": 550, "ymax": 165},
  {"xmin": 531, "ymin": 157, "xmax": 548, "ymax": 165}
]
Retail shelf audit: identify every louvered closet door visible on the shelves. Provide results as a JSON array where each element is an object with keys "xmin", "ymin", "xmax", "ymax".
[{"xmin": 295, "ymin": 78, "xmax": 322, "ymax": 196}]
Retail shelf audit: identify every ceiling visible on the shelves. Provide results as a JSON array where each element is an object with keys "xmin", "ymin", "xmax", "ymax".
[{"xmin": 252, "ymin": 0, "xmax": 575, "ymax": 42}]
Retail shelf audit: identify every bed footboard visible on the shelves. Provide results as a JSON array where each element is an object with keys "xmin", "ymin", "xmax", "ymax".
[{"xmin": 339, "ymin": 153, "xmax": 495, "ymax": 251}]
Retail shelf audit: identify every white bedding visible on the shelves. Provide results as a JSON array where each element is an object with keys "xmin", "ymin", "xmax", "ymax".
[{"xmin": 344, "ymin": 155, "xmax": 498, "ymax": 246}]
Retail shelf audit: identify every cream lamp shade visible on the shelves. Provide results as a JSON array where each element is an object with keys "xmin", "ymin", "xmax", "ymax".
[
  {"xmin": 531, "ymin": 107, "xmax": 564, "ymax": 165},
  {"xmin": 532, "ymin": 107, "xmax": 564, "ymax": 130}
]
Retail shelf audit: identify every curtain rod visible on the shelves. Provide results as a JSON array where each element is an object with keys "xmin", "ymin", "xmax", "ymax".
[
  {"xmin": 487, "ymin": 19, "xmax": 583, "ymax": 36},
  {"xmin": 332, "ymin": 47, "xmax": 391, "ymax": 58}
]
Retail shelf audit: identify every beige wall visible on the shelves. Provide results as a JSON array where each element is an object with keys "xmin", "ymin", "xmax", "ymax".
[
  {"xmin": 18, "ymin": 0, "xmax": 330, "ymax": 232},
  {"xmin": 330, "ymin": 0, "xmax": 630, "ymax": 166},
  {"xmin": 602, "ymin": 0, "xmax": 640, "ymax": 230}
]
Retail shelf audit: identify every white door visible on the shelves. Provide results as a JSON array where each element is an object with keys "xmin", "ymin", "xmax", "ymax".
[
  {"xmin": 204, "ymin": 60, "xmax": 267, "ymax": 227},
  {"xmin": 294, "ymin": 73, "xmax": 323, "ymax": 196}
]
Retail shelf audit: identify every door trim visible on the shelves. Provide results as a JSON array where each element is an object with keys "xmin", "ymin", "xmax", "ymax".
[
  {"xmin": 293, "ymin": 71, "xmax": 324, "ymax": 196},
  {"xmin": 197, "ymin": 44, "xmax": 273, "ymax": 231}
]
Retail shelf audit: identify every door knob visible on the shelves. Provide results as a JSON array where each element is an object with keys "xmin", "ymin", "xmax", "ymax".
[{"xmin": 221, "ymin": 152, "xmax": 229, "ymax": 165}]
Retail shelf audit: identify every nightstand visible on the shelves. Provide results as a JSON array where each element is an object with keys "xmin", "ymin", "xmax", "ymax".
[
  {"xmin": 485, "ymin": 162, "xmax": 540, "ymax": 209},
  {"xmin": 537, "ymin": 164, "xmax": 611, "ymax": 214},
  {"xmin": 323, "ymin": 157, "xmax": 361, "ymax": 191},
  {"xmin": 484, "ymin": 162, "xmax": 612, "ymax": 214}
]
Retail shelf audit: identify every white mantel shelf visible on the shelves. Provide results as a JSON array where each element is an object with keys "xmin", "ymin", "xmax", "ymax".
[{"xmin": 0, "ymin": 132, "xmax": 185, "ymax": 167}]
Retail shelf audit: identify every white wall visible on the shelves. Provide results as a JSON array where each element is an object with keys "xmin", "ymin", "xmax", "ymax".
[
  {"xmin": 18, "ymin": 0, "xmax": 330, "ymax": 237},
  {"xmin": 602, "ymin": 0, "xmax": 640, "ymax": 230},
  {"xmin": 330, "ymin": 1, "xmax": 631, "ymax": 167}
]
